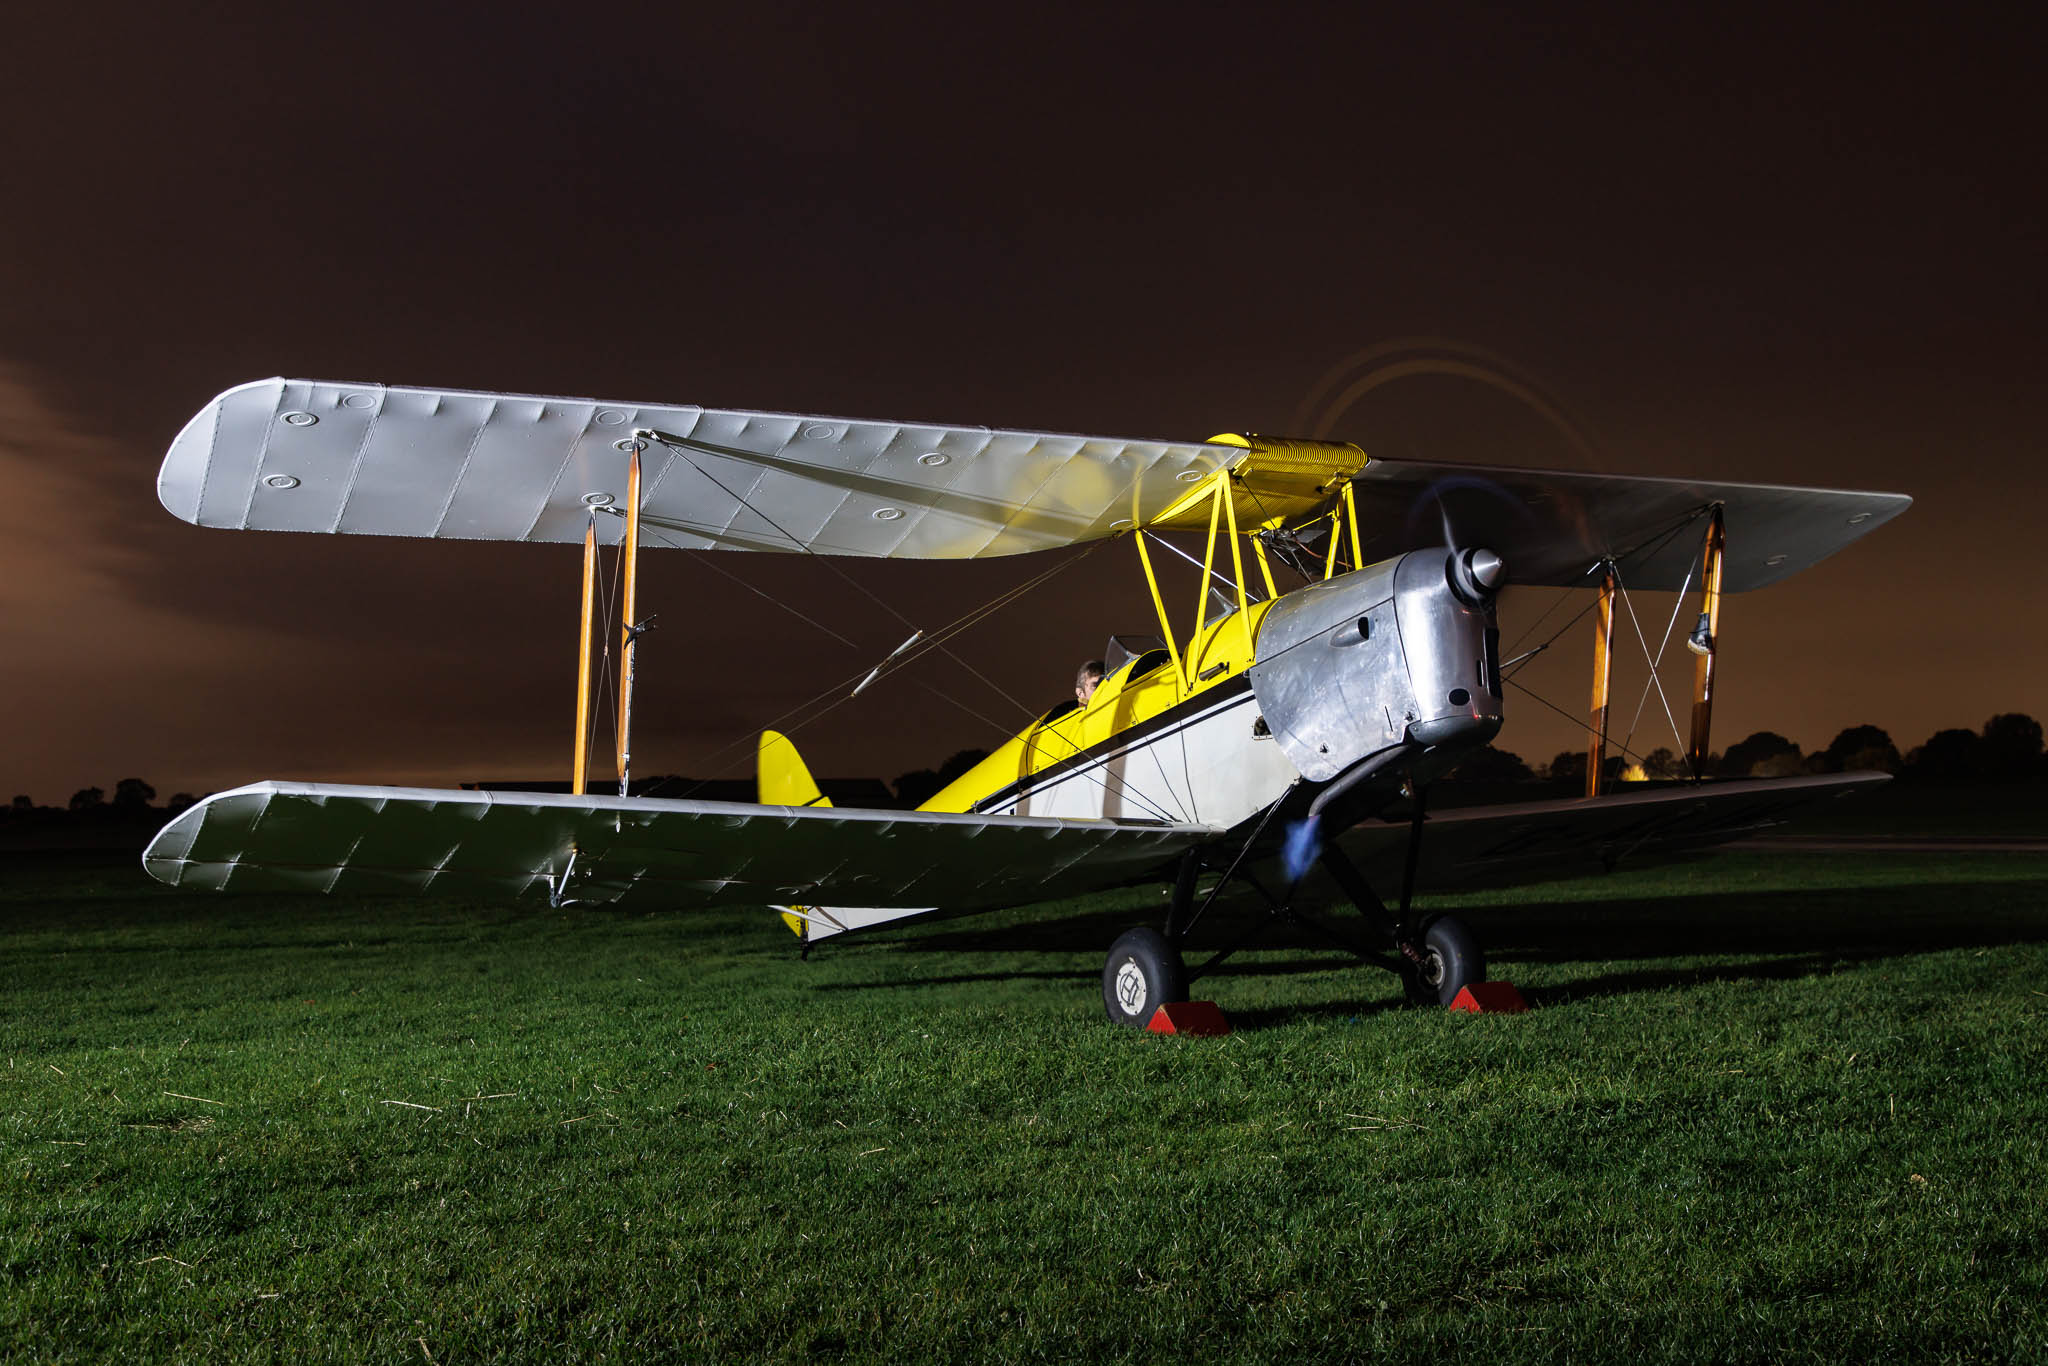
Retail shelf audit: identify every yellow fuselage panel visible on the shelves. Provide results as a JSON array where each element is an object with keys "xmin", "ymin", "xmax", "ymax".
[{"xmin": 919, "ymin": 599, "xmax": 1275, "ymax": 815}]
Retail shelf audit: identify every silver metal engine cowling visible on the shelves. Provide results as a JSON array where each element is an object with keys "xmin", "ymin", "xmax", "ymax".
[{"xmin": 1247, "ymin": 548, "xmax": 1503, "ymax": 783}]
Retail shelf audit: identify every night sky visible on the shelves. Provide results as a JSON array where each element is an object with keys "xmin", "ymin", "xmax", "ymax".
[{"xmin": 3, "ymin": 6, "xmax": 2040, "ymax": 804}]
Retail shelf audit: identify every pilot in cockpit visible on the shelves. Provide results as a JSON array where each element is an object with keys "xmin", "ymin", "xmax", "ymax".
[{"xmin": 1074, "ymin": 660, "xmax": 1105, "ymax": 706}]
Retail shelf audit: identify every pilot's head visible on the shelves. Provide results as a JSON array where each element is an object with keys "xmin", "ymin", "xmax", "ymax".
[{"xmin": 1075, "ymin": 660, "xmax": 1106, "ymax": 704}]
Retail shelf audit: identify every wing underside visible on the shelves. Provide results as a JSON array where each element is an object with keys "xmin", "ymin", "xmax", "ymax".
[
  {"xmin": 1325, "ymin": 771, "xmax": 1891, "ymax": 893},
  {"xmin": 141, "ymin": 782, "xmax": 1217, "ymax": 909},
  {"xmin": 1346, "ymin": 458, "xmax": 1910, "ymax": 592}
]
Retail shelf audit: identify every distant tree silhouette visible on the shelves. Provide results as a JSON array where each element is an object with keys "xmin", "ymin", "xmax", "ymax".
[
  {"xmin": 1721, "ymin": 731, "xmax": 1801, "ymax": 777},
  {"xmin": 10, "ymin": 794, "xmax": 30, "ymax": 812},
  {"xmin": 892, "ymin": 769, "xmax": 942, "ymax": 806},
  {"xmin": 167, "ymin": 793, "xmax": 199, "ymax": 815},
  {"xmin": 1447, "ymin": 745, "xmax": 1533, "ymax": 782},
  {"xmin": 1641, "ymin": 747, "xmax": 1685, "ymax": 779},
  {"xmin": 1979, "ymin": 713, "xmax": 2043, "ymax": 780},
  {"xmin": 113, "ymin": 777, "xmax": 156, "ymax": 809},
  {"xmin": 1815, "ymin": 725, "xmax": 1902, "ymax": 774},
  {"xmin": 68, "ymin": 787, "xmax": 106, "ymax": 812},
  {"xmin": 1545, "ymin": 751, "xmax": 1587, "ymax": 785},
  {"xmin": 1906, "ymin": 728, "xmax": 1981, "ymax": 781}
]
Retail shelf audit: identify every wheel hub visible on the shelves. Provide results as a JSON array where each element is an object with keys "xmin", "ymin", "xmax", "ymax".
[{"xmin": 1115, "ymin": 961, "xmax": 1149, "ymax": 1016}]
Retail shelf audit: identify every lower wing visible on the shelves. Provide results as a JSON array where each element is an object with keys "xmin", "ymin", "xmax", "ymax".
[
  {"xmin": 143, "ymin": 782, "xmax": 1218, "ymax": 910},
  {"xmin": 1328, "ymin": 771, "xmax": 1890, "ymax": 891}
]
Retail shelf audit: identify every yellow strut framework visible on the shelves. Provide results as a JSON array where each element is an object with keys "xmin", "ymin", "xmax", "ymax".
[{"xmin": 1129, "ymin": 447, "xmax": 1374, "ymax": 696}]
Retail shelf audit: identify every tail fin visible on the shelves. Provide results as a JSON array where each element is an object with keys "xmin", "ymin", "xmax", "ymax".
[
  {"xmin": 758, "ymin": 730, "xmax": 830, "ymax": 810},
  {"xmin": 759, "ymin": 731, "xmax": 828, "ymax": 939}
]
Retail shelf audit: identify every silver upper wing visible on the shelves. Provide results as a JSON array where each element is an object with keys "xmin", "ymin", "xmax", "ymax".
[
  {"xmin": 1347, "ymin": 457, "xmax": 1911, "ymax": 592},
  {"xmin": 158, "ymin": 379, "xmax": 1909, "ymax": 582},
  {"xmin": 157, "ymin": 379, "xmax": 1238, "ymax": 559},
  {"xmin": 141, "ymin": 782, "xmax": 1217, "ymax": 908}
]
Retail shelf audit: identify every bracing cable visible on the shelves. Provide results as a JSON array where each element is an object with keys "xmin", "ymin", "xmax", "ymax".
[
  {"xmin": 639, "ymin": 538, "xmax": 1106, "ymax": 800},
  {"xmin": 647, "ymin": 432, "xmax": 1040, "ymax": 721}
]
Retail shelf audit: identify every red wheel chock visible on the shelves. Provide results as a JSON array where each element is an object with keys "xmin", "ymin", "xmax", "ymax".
[
  {"xmin": 1448, "ymin": 982, "xmax": 1527, "ymax": 1014},
  {"xmin": 1147, "ymin": 1001, "xmax": 1231, "ymax": 1036}
]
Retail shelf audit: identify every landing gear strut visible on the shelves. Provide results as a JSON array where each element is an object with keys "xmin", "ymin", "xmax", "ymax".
[
  {"xmin": 1316, "ymin": 790, "xmax": 1487, "ymax": 1006},
  {"xmin": 1099, "ymin": 784, "xmax": 1487, "ymax": 1023}
]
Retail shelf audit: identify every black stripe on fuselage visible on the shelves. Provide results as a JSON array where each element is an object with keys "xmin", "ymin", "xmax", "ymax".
[{"xmin": 971, "ymin": 674, "xmax": 1257, "ymax": 815}]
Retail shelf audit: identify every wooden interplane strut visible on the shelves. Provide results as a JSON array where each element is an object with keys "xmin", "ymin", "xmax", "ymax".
[
  {"xmin": 1688, "ymin": 507, "xmax": 1726, "ymax": 777},
  {"xmin": 1586, "ymin": 565, "xmax": 1616, "ymax": 797}
]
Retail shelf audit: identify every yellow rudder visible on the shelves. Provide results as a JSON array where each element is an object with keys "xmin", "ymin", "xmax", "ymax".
[
  {"xmin": 758, "ymin": 730, "xmax": 828, "ymax": 938},
  {"xmin": 758, "ymin": 730, "xmax": 830, "ymax": 809}
]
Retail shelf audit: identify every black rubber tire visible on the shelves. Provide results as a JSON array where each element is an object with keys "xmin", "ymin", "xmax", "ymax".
[
  {"xmin": 1102, "ymin": 928, "xmax": 1188, "ymax": 1027},
  {"xmin": 1403, "ymin": 915, "xmax": 1485, "ymax": 1006}
]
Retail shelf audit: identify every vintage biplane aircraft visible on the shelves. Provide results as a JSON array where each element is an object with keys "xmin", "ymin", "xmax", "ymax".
[{"xmin": 145, "ymin": 379, "xmax": 1910, "ymax": 1024}]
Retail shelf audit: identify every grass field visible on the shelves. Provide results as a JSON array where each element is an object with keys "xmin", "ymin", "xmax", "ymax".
[{"xmin": 6, "ymin": 843, "xmax": 2048, "ymax": 1363}]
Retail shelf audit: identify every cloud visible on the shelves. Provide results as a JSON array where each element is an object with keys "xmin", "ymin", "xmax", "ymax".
[{"xmin": 0, "ymin": 364, "xmax": 898, "ymax": 800}]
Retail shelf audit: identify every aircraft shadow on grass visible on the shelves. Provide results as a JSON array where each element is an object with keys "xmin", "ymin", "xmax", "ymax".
[{"xmin": 815, "ymin": 872, "xmax": 2048, "ymax": 1025}]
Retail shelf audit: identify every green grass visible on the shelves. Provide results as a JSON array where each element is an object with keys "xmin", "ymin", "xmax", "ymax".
[
  {"xmin": 5, "ymin": 849, "xmax": 2048, "ymax": 1363},
  {"xmin": 1762, "ymin": 781, "xmax": 2048, "ymax": 839}
]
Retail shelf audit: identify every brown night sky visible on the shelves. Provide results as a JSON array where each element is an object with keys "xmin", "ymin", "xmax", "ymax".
[{"xmin": 1, "ymin": 6, "xmax": 2041, "ymax": 804}]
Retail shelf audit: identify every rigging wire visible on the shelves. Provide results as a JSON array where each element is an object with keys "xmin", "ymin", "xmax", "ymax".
[
  {"xmin": 871, "ymin": 540, "xmax": 1107, "ymax": 705},
  {"xmin": 1610, "ymin": 574, "xmax": 1690, "ymax": 763},
  {"xmin": 630, "ymin": 517, "xmax": 862, "ymax": 651},
  {"xmin": 640, "ymin": 507, "xmax": 1088, "ymax": 724},
  {"xmin": 1233, "ymin": 478, "xmax": 1321, "ymax": 588},
  {"xmin": 1501, "ymin": 506, "xmax": 1711, "ymax": 655},
  {"xmin": 1500, "ymin": 594, "xmax": 1603, "ymax": 680},
  {"xmin": 1499, "ymin": 510, "xmax": 1720, "ymax": 776},
  {"xmin": 643, "ymin": 538, "xmax": 1186, "ymax": 827},
  {"xmin": 651, "ymin": 432, "xmax": 1048, "ymax": 720},
  {"xmin": 584, "ymin": 523, "xmax": 625, "ymax": 784},
  {"xmin": 1143, "ymin": 530, "xmax": 1263, "ymax": 604},
  {"xmin": 1001, "ymin": 704, "xmax": 1190, "ymax": 826},
  {"xmin": 646, "ymin": 431, "xmax": 1040, "ymax": 721},
  {"xmin": 1613, "ymin": 550, "xmax": 1702, "ymax": 762},
  {"xmin": 1503, "ymin": 674, "xmax": 1664, "ymax": 775},
  {"xmin": 642, "ymin": 538, "xmax": 1105, "ymax": 799}
]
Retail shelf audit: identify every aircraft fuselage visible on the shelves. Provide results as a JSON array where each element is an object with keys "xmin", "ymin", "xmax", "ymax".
[{"xmin": 925, "ymin": 546, "xmax": 1505, "ymax": 834}]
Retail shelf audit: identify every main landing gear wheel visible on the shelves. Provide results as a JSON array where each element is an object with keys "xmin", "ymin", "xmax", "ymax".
[
  {"xmin": 1102, "ymin": 928, "xmax": 1187, "ymax": 1027},
  {"xmin": 1403, "ymin": 915, "xmax": 1485, "ymax": 1006}
]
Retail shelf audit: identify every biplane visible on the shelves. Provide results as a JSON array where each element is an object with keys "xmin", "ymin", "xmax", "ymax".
[{"xmin": 144, "ymin": 379, "xmax": 1910, "ymax": 1024}]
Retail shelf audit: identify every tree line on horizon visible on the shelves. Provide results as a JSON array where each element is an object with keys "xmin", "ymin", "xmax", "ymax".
[
  {"xmin": 8, "ymin": 714, "xmax": 2043, "ymax": 820},
  {"xmin": 1451, "ymin": 713, "xmax": 2046, "ymax": 787}
]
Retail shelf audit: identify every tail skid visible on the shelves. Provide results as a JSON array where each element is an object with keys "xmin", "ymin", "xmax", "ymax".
[
  {"xmin": 774, "ymin": 901, "xmax": 941, "ymax": 943},
  {"xmin": 758, "ymin": 731, "xmax": 938, "ymax": 941}
]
